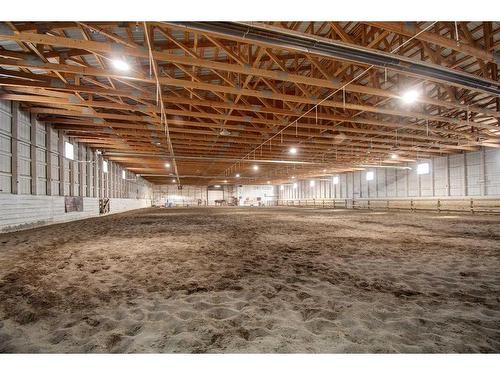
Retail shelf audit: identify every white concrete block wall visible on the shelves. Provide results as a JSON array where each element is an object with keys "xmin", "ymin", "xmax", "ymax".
[
  {"xmin": 0, "ymin": 99, "xmax": 154, "ymax": 232},
  {"xmin": 237, "ymin": 184, "xmax": 277, "ymax": 205},
  {"xmin": 153, "ymin": 185, "xmax": 237, "ymax": 206},
  {"xmin": 0, "ymin": 195, "xmax": 152, "ymax": 233},
  {"xmin": 279, "ymin": 148, "xmax": 500, "ymax": 201}
]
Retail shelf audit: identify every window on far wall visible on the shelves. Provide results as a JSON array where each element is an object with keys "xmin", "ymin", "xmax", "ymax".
[
  {"xmin": 103, "ymin": 160, "xmax": 108, "ymax": 173},
  {"xmin": 122, "ymin": 170, "xmax": 126, "ymax": 179},
  {"xmin": 333, "ymin": 176, "xmax": 339, "ymax": 185},
  {"xmin": 366, "ymin": 171, "xmax": 374, "ymax": 181},
  {"xmin": 64, "ymin": 141, "xmax": 74, "ymax": 160},
  {"xmin": 417, "ymin": 162, "xmax": 430, "ymax": 175}
]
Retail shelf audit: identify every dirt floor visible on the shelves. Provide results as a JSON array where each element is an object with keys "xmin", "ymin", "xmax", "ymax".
[{"xmin": 0, "ymin": 207, "xmax": 499, "ymax": 353}]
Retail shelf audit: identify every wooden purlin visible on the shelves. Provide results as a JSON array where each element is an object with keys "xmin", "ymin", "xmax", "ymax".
[{"xmin": 0, "ymin": 21, "xmax": 498, "ymax": 184}]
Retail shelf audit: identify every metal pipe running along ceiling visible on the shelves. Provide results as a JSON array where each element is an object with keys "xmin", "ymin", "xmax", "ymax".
[
  {"xmin": 102, "ymin": 152, "xmax": 324, "ymax": 164},
  {"xmin": 166, "ymin": 22, "xmax": 500, "ymax": 96}
]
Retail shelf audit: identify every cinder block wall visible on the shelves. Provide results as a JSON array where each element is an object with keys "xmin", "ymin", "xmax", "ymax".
[{"xmin": 0, "ymin": 99, "xmax": 154, "ymax": 232}]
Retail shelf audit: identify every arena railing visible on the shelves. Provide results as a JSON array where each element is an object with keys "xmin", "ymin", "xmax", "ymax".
[{"xmin": 276, "ymin": 197, "xmax": 500, "ymax": 214}]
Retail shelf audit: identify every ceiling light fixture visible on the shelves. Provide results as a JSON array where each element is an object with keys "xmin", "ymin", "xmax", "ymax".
[
  {"xmin": 172, "ymin": 178, "xmax": 176, "ymax": 183},
  {"xmin": 289, "ymin": 147, "xmax": 297, "ymax": 155},
  {"xmin": 165, "ymin": 162, "xmax": 171, "ymax": 168},
  {"xmin": 235, "ymin": 173, "xmax": 240, "ymax": 178},
  {"xmin": 390, "ymin": 153, "xmax": 398, "ymax": 159},
  {"xmin": 401, "ymin": 90, "xmax": 419, "ymax": 104},
  {"xmin": 112, "ymin": 59, "xmax": 130, "ymax": 72},
  {"xmin": 252, "ymin": 165, "xmax": 259, "ymax": 171}
]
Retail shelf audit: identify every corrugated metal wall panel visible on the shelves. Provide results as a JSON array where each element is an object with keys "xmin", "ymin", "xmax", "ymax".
[{"xmin": 449, "ymin": 154, "xmax": 465, "ymax": 196}]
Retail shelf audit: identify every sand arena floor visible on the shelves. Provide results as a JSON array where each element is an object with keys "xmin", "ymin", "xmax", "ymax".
[{"xmin": 0, "ymin": 207, "xmax": 499, "ymax": 353}]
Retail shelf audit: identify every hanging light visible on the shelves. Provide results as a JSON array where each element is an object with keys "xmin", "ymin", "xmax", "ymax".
[
  {"xmin": 252, "ymin": 165, "xmax": 259, "ymax": 171},
  {"xmin": 165, "ymin": 162, "xmax": 171, "ymax": 168},
  {"xmin": 289, "ymin": 147, "xmax": 297, "ymax": 155},
  {"xmin": 235, "ymin": 173, "xmax": 240, "ymax": 178},
  {"xmin": 112, "ymin": 59, "xmax": 130, "ymax": 72},
  {"xmin": 401, "ymin": 90, "xmax": 419, "ymax": 104}
]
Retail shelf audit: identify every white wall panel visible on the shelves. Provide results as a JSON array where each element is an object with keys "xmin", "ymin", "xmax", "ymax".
[
  {"xmin": 0, "ymin": 195, "xmax": 151, "ymax": 233},
  {"xmin": 278, "ymin": 148, "xmax": 500, "ymax": 201}
]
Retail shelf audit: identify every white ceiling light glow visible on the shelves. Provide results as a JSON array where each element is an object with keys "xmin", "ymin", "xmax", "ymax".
[
  {"xmin": 391, "ymin": 153, "xmax": 398, "ymax": 159},
  {"xmin": 112, "ymin": 59, "xmax": 130, "ymax": 72},
  {"xmin": 235, "ymin": 173, "xmax": 240, "ymax": 178},
  {"xmin": 165, "ymin": 162, "xmax": 171, "ymax": 168},
  {"xmin": 252, "ymin": 165, "xmax": 259, "ymax": 171},
  {"xmin": 401, "ymin": 90, "xmax": 419, "ymax": 104},
  {"xmin": 289, "ymin": 147, "xmax": 297, "ymax": 155}
]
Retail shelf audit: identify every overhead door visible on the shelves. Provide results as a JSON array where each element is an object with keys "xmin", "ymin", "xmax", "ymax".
[{"xmin": 207, "ymin": 190, "xmax": 224, "ymax": 205}]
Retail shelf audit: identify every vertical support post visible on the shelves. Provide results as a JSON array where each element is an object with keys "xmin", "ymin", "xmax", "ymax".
[
  {"xmin": 11, "ymin": 102, "xmax": 19, "ymax": 194},
  {"xmin": 30, "ymin": 115, "xmax": 38, "ymax": 195},
  {"xmin": 79, "ymin": 144, "xmax": 85, "ymax": 197},
  {"xmin": 463, "ymin": 152, "xmax": 468, "ymax": 197},
  {"xmin": 480, "ymin": 147, "xmax": 486, "ymax": 196},
  {"xmin": 58, "ymin": 131, "xmax": 66, "ymax": 196},
  {"xmin": 431, "ymin": 158, "xmax": 435, "ymax": 197},
  {"xmin": 46, "ymin": 126, "xmax": 53, "ymax": 196},
  {"xmin": 445, "ymin": 155, "xmax": 451, "ymax": 197}
]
